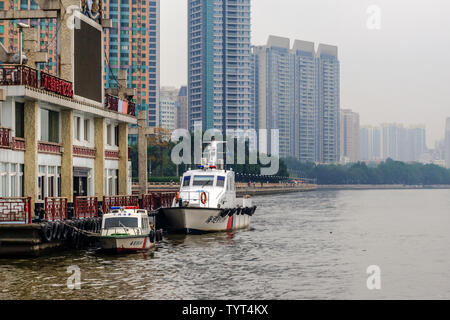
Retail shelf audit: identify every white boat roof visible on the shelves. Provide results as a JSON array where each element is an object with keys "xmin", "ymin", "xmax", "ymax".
[{"xmin": 104, "ymin": 208, "xmax": 148, "ymax": 218}]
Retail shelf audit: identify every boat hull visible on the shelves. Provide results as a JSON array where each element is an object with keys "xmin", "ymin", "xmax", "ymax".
[
  {"xmin": 160, "ymin": 207, "xmax": 252, "ymax": 234},
  {"xmin": 98, "ymin": 235, "xmax": 153, "ymax": 253}
]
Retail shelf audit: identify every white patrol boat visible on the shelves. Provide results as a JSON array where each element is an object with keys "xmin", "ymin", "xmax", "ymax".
[
  {"xmin": 98, "ymin": 206, "xmax": 162, "ymax": 253},
  {"xmin": 161, "ymin": 139, "xmax": 257, "ymax": 234}
]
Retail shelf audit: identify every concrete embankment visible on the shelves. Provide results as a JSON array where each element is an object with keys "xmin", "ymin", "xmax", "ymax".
[
  {"xmin": 134, "ymin": 183, "xmax": 318, "ymax": 196},
  {"xmin": 317, "ymin": 184, "xmax": 450, "ymax": 190}
]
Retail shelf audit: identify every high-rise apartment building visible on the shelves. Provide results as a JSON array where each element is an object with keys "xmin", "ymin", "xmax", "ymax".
[
  {"xmin": 252, "ymin": 36, "xmax": 294, "ymax": 157},
  {"xmin": 104, "ymin": 0, "xmax": 160, "ymax": 141},
  {"xmin": 188, "ymin": 0, "xmax": 252, "ymax": 132},
  {"xmin": 444, "ymin": 118, "xmax": 450, "ymax": 168},
  {"xmin": 0, "ymin": 0, "xmax": 57, "ymax": 74},
  {"xmin": 317, "ymin": 44, "xmax": 340, "ymax": 163},
  {"xmin": 361, "ymin": 123, "xmax": 426, "ymax": 162},
  {"xmin": 252, "ymin": 36, "xmax": 340, "ymax": 162},
  {"xmin": 340, "ymin": 109, "xmax": 360, "ymax": 163},
  {"xmin": 360, "ymin": 126, "xmax": 382, "ymax": 161},
  {"xmin": 177, "ymin": 86, "xmax": 188, "ymax": 130},
  {"xmin": 159, "ymin": 98, "xmax": 177, "ymax": 133},
  {"xmin": 292, "ymin": 40, "xmax": 317, "ymax": 162}
]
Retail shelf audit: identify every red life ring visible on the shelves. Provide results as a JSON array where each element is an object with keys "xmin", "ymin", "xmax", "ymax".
[{"xmin": 200, "ymin": 192, "xmax": 207, "ymax": 204}]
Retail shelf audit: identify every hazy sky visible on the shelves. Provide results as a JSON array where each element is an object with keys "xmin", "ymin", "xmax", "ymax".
[{"xmin": 161, "ymin": 0, "xmax": 450, "ymax": 147}]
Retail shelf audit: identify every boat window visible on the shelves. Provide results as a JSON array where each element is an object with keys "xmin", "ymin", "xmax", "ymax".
[
  {"xmin": 193, "ymin": 175, "xmax": 214, "ymax": 187},
  {"xmin": 216, "ymin": 176, "xmax": 225, "ymax": 187},
  {"xmin": 104, "ymin": 217, "xmax": 138, "ymax": 229},
  {"xmin": 183, "ymin": 176, "xmax": 191, "ymax": 187}
]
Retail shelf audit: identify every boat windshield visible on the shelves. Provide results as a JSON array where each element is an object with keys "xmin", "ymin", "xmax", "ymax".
[
  {"xmin": 104, "ymin": 217, "xmax": 139, "ymax": 229},
  {"xmin": 183, "ymin": 176, "xmax": 191, "ymax": 187},
  {"xmin": 216, "ymin": 176, "xmax": 225, "ymax": 187},
  {"xmin": 193, "ymin": 175, "xmax": 214, "ymax": 187}
]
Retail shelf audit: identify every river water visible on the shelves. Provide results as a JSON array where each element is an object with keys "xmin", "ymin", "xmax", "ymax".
[{"xmin": 1, "ymin": 189, "xmax": 449, "ymax": 300}]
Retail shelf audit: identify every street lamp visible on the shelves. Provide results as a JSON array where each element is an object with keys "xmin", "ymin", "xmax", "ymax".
[{"xmin": 17, "ymin": 22, "xmax": 30, "ymax": 65}]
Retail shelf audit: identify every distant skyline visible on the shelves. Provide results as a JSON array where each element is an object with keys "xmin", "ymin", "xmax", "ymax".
[{"xmin": 160, "ymin": 0, "xmax": 450, "ymax": 147}]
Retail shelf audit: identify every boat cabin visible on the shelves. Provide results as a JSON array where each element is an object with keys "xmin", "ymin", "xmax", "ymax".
[
  {"xmin": 177, "ymin": 168, "xmax": 237, "ymax": 209},
  {"xmin": 101, "ymin": 207, "xmax": 152, "ymax": 236}
]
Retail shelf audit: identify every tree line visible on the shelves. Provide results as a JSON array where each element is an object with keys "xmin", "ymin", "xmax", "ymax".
[{"xmin": 284, "ymin": 157, "xmax": 450, "ymax": 185}]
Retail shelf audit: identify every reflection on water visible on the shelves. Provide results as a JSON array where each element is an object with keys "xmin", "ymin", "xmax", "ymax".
[{"xmin": 1, "ymin": 189, "xmax": 450, "ymax": 299}]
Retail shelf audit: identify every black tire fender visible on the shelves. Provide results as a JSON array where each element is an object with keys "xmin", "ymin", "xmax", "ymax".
[{"xmin": 41, "ymin": 223, "xmax": 53, "ymax": 242}]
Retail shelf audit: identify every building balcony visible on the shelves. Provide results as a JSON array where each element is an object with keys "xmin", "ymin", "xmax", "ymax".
[
  {"xmin": 0, "ymin": 127, "xmax": 26, "ymax": 151},
  {"xmin": 0, "ymin": 65, "xmax": 136, "ymax": 120},
  {"xmin": 105, "ymin": 94, "xmax": 136, "ymax": 117}
]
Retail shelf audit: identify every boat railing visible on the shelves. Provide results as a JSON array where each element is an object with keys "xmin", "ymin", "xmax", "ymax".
[{"xmin": 179, "ymin": 190, "xmax": 211, "ymax": 207}]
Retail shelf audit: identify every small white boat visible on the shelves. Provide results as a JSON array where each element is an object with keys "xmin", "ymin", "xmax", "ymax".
[
  {"xmin": 161, "ymin": 139, "xmax": 257, "ymax": 234},
  {"xmin": 98, "ymin": 206, "xmax": 160, "ymax": 253}
]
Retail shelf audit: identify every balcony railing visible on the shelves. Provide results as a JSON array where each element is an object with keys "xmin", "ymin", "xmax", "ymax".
[
  {"xmin": 105, "ymin": 94, "xmax": 136, "ymax": 116},
  {"xmin": 0, "ymin": 65, "xmax": 38, "ymax": 87},
  {"xmin": 0, "ymin": 127, "xmax": 11, "ymax": 148},
  {"xmin": 0, "ymin": 65, "xmax": 135, "ymax": 116}
]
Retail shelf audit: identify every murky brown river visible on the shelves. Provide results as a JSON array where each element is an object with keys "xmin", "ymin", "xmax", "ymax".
[{"xmin": 1, "ymin": 190, "xmax": 450, "ymax": 299}]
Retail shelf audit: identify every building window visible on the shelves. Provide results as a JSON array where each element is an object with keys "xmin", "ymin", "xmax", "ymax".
[
  {"xmin": 15, "ymin": 102, "xmax": 24, "ymax": 138},
  {"xmin": 37, "ymin": 165, "xmax": 61, "ymax": 200},
  {"xmin": 74, "ymin": 116, "xmax": 81, "ymax": 141},
  {"xmin": 114, "ymin": 125, "xmax": 119, "ymax": 146},
  {"xmin": 105, "ymin": 168, "xmax": 118, "ymax": 196},
  {"xmin": 0, "ymin": 162, "xmax": 7, "ymax": 197},
  {"xmin": 84, "ymin": 119, "xmax": 90, "ymax": 142},
  {"xmin": 106, "ymin": 124, "xmax": 112, "ymax": 145},
  {"xmin": 40, "ymin": 109, "xmax": 59, "ymax": 143}
]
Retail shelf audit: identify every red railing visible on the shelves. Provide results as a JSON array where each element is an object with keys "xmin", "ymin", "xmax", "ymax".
[
  {"xmin": 105, "ymin": 94, "xmax": 119, "ymax": 112},
  {"xmin": 105, "ymin": 150, "xmax": 120, "ymax": 159},
  {"xmin": 105, "ymin": 94, "xmax": 136, "ymax": 116},
  {"xmin": 0, "ymin": 197, "xmax": 32, "ymax": 224},
  {"xmin": 0, "ymin": 65, "xmax": 38, "ymax": 88},
  {"xmin": 38, "ymin": 141, "xmax": 62, "ymax": 154},
  {"xmin": 142, "ymin": 192, "xmax": 176, "ymax": 211},
  {"xmin": 74, "ymin": 196, "xmax": 98, "ymax": 219},
  {"xmin": 44, "ymin": 197, "xmax": 68, "ymax": 221},
  {"xmin": 73, "ymin": 146, "xmax": 96, "ymax": 158},
  {"xmin": 102, "ymin": 195, "xmax": 139, "ymax": 213},
  {"xmin": 0, "ymin": 127, "xmax": 11, "ymax": 148},
  {"xmin": 12, "ymin": 137, "xmax": 25, "ymax": 150},
  {"xmin": 128, "ymin": 101, "xmax": 136, "ymax": 116}
]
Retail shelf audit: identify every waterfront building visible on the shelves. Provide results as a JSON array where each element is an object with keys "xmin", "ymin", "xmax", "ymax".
[
  {"xmin": 177, "ymin": 86, "xmax": 188, "ymax": 130},
  {"xmin": 292, "ymin": 40, "xmax": 317, "ymax": 163},
  {"xmin": 103, "ymin": 0, "xmax": 160, "ymax": 143},
  {"xmin": 159, "ymin": 98, "xmax": 177, "ymax": 133},
  {"xmin": 445, "ymin": 118, "xmax": 450, "ymax": 168},
  {"xmin": 317, "ymin": 44, "xmax": 340, "ymax": 163},
  {"xmin": 252, "ymin": 36, "xmax": 340, "ymax": 162},
  {"xmin": 0, "ymin": 6, "xmax": 135, "ymax": 212},
  {"xmin": 360, "ymin": 126, "xmax": 382, "ymax": 161},
  {"xmin": 361, "ymin": 123, "xmax": 427, "ymax": 162},
  {"xmin": 252, "ymin": 36, "xmax": 295, "ymax": 157},
  {"xmin": 188, "ymin": 0, "xmax": 252, "ymax": 132},
  {"xmin": 340, "ymin": 109, "xmax": 360, "ymax": 163}
]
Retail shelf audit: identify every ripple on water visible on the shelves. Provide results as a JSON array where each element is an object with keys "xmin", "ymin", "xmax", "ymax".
[{"xmin": 1, "ymin": 190, "xmax": 450, "ymax": 299}]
